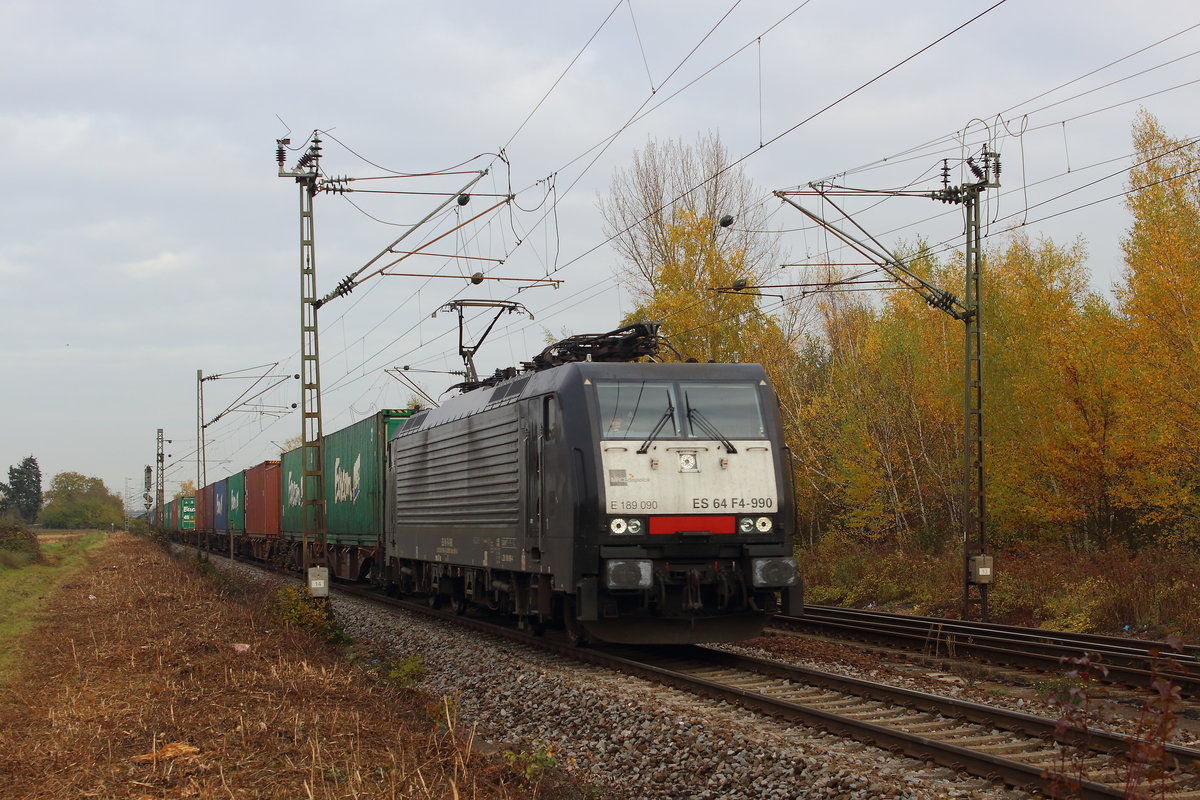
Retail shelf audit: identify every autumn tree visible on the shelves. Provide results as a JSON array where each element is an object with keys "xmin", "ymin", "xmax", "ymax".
[
  {"xmin": 174, "ymin": 480, "xmax": 196, "ymax": 500},
  {"xmin": 40, "ymin": 472, "xmax": 123, "ymax": 530},
  {"xmin": 791, "ymin": 234, "xmax": 1124, "ymax": 552},
  {"xmin": 600, "ymin": 133, "xmax": 786, "ymax": 362},
  {"xmin": 1113, "ymin": 109, "xmax": 1200, "ymax": 543},
  {"xmin": 795, "ymin": 249, "xmax": 963, "ymax": 547},
  {"xmin": 0, "ymin": 455, "xmax": 42, "ymax": 523},
  {"xmin": 984, "ymin": 234, "xmax": 1132, "ymax": 549},
  {"xmin": 595, "ymin": 116, "xmax": 1200, "ymax": 566}
]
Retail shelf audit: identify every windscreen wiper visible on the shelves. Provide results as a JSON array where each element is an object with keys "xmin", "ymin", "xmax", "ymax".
[
  {"xmin": 637, "ymin": 402, "xmax": 675, "ymax": 454},
  {"xmin": 685, "ymin": 393, "xmax": 737, "ymax": 453}
]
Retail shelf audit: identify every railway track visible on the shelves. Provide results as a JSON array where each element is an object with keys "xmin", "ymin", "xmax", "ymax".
[
  {"xmin": 329, "ymin": 581, "xmax": 1200, "ymax": 798},
  {"xmin": 772, "ymin": 606, "xmax": 1200, "ymax": 697},
  {"xmin": 608, "ymin": 645, "xmax": 1200, "ymax": 800},
  {"xmin": 184, "ymin": 548, "xmax": 1200, "ymax": 797}
]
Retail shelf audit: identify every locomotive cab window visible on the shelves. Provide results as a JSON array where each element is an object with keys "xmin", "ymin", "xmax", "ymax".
[
  {"xmin": 542, "ymin": 395, "xmax": 558, "ymax": 441},
  {"xmin": 681, "ymin": 382, "xmax": 765, "ymax": 440},
  {"xmin": 595, "ymin": 380, "xmax": 764, "ymax": 441},
  {"xmin": 596, "ymin": 381, "xmax": 678, "ymax": 439}
]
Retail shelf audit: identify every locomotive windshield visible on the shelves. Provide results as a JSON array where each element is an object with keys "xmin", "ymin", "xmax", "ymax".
[
  {"xmin": 681, "ymin": 382, "xmax": 765, "ymax": 439},
  {"xmin": 597, "ymin": 381, "xmax": 678, "ymax": 439},
  {"xmin": 596, "ymin": 380, "xmax": 764, "ymax": 440}
]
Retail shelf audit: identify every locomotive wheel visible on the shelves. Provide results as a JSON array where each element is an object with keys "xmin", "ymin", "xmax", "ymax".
[
  {"xmin": 448, "ymin": 577, "xmax": 467, "ymax": 616},
  {"xmin": 563, "ymin": 600, "xmax": 589, "ymax": 648},
  {"xmin": 427, "ymin": 592, "xmax": 441, "ymax": 610}
]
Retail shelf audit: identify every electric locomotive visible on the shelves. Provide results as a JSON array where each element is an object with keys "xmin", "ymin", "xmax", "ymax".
[{"xmin": 380, "ymin": 323, "xmax": 801, "ymax": 644}]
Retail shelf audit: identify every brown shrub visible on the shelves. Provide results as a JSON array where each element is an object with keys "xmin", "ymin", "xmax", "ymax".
[
  {"xmin": 801, "ymin": 532, "xmax": 1200, "ymax": 635},
  {"xmin": 994, "ymin": 545, "xmax": 1200, "ymax": 634}
]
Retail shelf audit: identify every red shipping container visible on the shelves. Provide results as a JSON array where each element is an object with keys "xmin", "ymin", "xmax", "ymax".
[
  {"xmin": 196, "ymin": 484, "xmax": 214, "ymax": 533},
  {"xmin": 245, "ymin": 460, "xmax": 281, "ymax": 536}
]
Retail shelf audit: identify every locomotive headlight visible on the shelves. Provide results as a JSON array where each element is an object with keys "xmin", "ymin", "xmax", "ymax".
[
  {"xmin": 678, "ymin": 452, "xmax": 699, "ymax": 472},
  {"xmin": 752, "ymin": 557, "xmax": 798, "ymax": 587},
  {"xmin": 626, "ymin": 517, "xmax": 644, "ymax": 534},
  {"xmin": 609, "ymin": 518, "xmax": 628, "ymax": 534},
  {"xmin": 738, "ymin": 517, "xmax": 756, "ymax": 534},
  {"xmin": 606, "ymin": 559, "xmax": 653, "ymax": 590},
  {"xmin": 755, "ymin": 516, "xmax": 773, "ymax": 533}
]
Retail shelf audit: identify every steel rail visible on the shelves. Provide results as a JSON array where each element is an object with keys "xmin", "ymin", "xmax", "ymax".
[
  {"xmin": 604, "ymin": 645, "xmax": 1200, "ymax": 800},
  {"xmin": 801, "ymin": 605, "xmax": 1200, "ymax": 659},
  {"xmin": 672, "ymin": 647, "xmax": 1200, "ymax": 765},
  {"xmin": 774, "ymin": 607, "xmax": 1200, "ymax": 696}
]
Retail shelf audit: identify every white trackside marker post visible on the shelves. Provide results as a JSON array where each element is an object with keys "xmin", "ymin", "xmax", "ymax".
[{"xmin": 308, "ymin": 566, "xmax": 329, "ymax": 598}]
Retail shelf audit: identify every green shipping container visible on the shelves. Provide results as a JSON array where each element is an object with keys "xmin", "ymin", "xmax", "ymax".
[
  {"xmin": 228, "ymin": 470, "xmax": 246, "ymax": 534},
  {"xmin": 165, "ymin": 498, "xmax": 175, "ymax": 531},
  {"xmin": 280, "ymin": 446, "xmax": 319, "ymax": 538},
  {"xmin": 180, "ymin": 496, "xmax": 196, "ymax": 531},
  {"xmin": 324, "ymin": 409, "xmax": 413, "ymax": 546}
]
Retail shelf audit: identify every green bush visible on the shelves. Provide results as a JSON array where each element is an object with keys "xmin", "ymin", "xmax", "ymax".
[
  {"xmin": 384, "ymin": 654, "xmax": 425, "ymax": 687},
  {"xmin": 0, "ymin": 517, "xmax": 40, "ymax": 569},
  {"xmin": 271, "ymin": 586, "xmax": 350, "ymax": 645},
  {"xmin": 503, "ymin": 740, "xmax": 559, "ymax": 786}
]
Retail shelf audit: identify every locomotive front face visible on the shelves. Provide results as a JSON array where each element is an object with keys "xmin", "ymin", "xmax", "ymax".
[
  {"xmin": 597, "ymin": 379, "xmax": 780, "ymax": 539},
  {"xmin": 577, "ymin": 368, "xmax": 799, "ymax": 643}
]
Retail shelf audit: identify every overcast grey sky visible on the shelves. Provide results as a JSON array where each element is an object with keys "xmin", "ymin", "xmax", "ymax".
[{"xmin": 2, "ymin": 0, "xmax": 1198, "ymax": 508}]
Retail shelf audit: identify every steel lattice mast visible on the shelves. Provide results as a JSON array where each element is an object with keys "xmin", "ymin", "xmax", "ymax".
[
  {"xmin": 957, "ymin": 166, "xmax": 989, "ymax": 621},
  {"xmin": 272, "ymin": 131, "xmax": 533, "ymax": 592},
  {"xmin": 278, "ymin": 135, "xmax": 328, "ymax": 577},
  {"xmin": 774, "ymin": 147, "xmax": 999, "ymax": 620},
  {"xmin": 155, "ymin": 428, "xmax": 164, "ymax": 533}
]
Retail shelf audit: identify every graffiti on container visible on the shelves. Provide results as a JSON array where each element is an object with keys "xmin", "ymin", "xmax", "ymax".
[
  {"xmin": 215, "ymin": 494, "xmax": 224, "ymax": 516},
  {"xmin": 287, "ymin": 472, "xmax": 302, "ymax": 508},
  {"xmin": 231, "ymin": 492, "xmax": 240, "ymax": 512},
  {"xmin": 334, "ymin": 454, "xmax": 362, "ymax": 504}
]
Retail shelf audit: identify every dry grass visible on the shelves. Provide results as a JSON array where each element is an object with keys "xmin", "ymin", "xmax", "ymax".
[
  {"xmin": 36, "ymin": 531, "xmax": 96, "ymax": 543},
  {"xmin": 0, "ymin": 534, "xmax": 587, "ymax": 799}
]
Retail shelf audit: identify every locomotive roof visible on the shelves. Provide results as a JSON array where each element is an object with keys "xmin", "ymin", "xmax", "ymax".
[{"xmin": 394, "ymin": 360, "xmax": 770, "ymax": 438}]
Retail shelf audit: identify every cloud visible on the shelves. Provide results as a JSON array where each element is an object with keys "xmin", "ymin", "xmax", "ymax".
[
  {"xmin": 0, "ymin": 112, "xmax": 95, "ymax": 163},
  {"xmin": 0, "ymin": 252, "xmax": 31, "ymax": 279},
  {"xmin": 122, "ymin": 250, "xmax": 193, "ymax": 279}
]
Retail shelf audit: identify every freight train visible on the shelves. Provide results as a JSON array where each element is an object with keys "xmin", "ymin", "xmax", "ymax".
[{"xmin": 163, "ymin": 323, "xmax": 802, "ymax": 644}]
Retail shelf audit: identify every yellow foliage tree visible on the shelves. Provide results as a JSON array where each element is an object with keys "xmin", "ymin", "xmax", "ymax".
[
  {"xmin": 620, "ymin": 208, "xmax": 780, "ymax": 362},
  {"xmin": 600, "ymin": 132, "xmax": 786, "ymax": 362},
  {"xmin": 1113, "ymin": 110, "xmax": 1200, "ymax": 542},
  {"xmin": 985, "ymin": 233, "xmax": 1131, "ymax": 548},
  {"xmin": 809, "ymin": 248, "xmax": 962, "ymax": 545}
]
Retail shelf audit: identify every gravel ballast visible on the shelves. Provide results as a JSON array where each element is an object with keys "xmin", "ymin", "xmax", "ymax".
[
  {"xmin": 205, "ymin": 551, "xmax": 1034, "ymax": 798},
  {"xmin": 336, "ymin": 593, "xmax": 1032, "ymax": 799}
]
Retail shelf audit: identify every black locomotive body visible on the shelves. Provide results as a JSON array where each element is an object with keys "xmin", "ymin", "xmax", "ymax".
[{"xmin": 381, "ymin": 360, "xmax": 801, "ymax": 644}]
